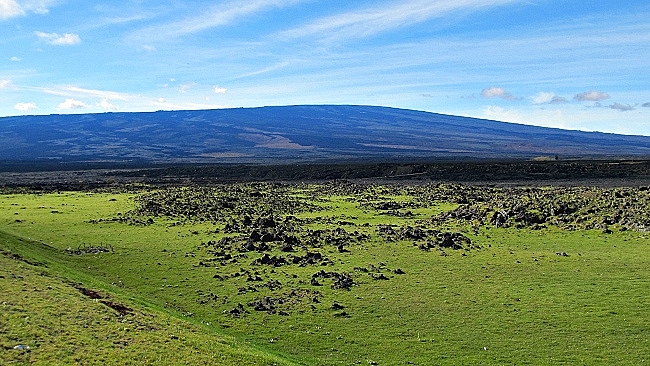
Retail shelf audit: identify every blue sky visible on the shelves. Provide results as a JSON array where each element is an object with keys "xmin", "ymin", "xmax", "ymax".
[{"xmin": 1, "ymin": 0, "xmax": 649, "ymax": 136}]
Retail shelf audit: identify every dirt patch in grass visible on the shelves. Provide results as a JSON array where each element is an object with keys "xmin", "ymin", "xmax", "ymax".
[{"xmin": 74, "ymin": 285, "xmax": 133, "ymax": 316}]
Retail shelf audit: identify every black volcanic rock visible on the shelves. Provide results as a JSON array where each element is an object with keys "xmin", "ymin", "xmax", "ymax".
[{"xmin": 1, "ymin": 105, "xmax": 649, "ymax": 165}]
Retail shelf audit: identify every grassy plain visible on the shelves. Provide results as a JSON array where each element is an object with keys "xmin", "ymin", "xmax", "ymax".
[{"xmin": 1, "ymin": 183, "xmax": 649, "ymax": 365}]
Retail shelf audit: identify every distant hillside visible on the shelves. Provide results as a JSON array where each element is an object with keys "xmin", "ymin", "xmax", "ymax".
[{"xmin": 1, "ymin": 105, "xmax": 649, "ymax": 166}]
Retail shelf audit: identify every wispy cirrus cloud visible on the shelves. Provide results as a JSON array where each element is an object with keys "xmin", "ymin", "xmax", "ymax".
[
  {"xmin": 90, "ymin": 14, "xmax": 149, "ymax": 29},
  {"xmin": 30, "ymin": 85, "xmax": 130, "ymax": 101},
  {"xmin": 233, "ymin": 61, "xmax": 291, "ymax": 79},
  {"xmin": 35, "ymin": 31, "xmax": 81, "ymax": 45},
  {"xmin": 63, "ymin": 86, "xmax": 129, "ymax": 100},
  {"xmin": 28, "ymin": 84, "xmax": 224, "ymax": 111},
  {"xmin": 128, "ymin": 0, "xmax": 304, "ymax": 43},
  {"xmin": 0, "ymin": 79, "xmax": 11, "ymax": 88},
  {"xmin": 278, "ymin": 0, "xmax": 520, "ymax": 41},
  {"xmin": 18, "ymin": 84, "xmax": 131, "ymax": 111}
]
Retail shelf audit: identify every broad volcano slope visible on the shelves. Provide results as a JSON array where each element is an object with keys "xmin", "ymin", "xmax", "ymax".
[{"xmin": 1, "ymin": 105, "xmax": 649, "ymax": 165}]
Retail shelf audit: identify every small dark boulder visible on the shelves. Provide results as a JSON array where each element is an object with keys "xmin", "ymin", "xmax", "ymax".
[
  {"xmin": 310, "ymin": 277, "xmax": 322, "ymax": 286},
  {"xmin": 258, "ymin": 216, "xmax": 276, "ymax": 228},
  {"xmin": 280, "ymin": 243, "xmax": 294, "ymax": 252}
]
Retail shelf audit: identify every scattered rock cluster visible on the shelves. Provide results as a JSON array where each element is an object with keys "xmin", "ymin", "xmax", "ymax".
[{"xmin": 115, "ymin": 182, "xmax": 650, "ymax": 320}]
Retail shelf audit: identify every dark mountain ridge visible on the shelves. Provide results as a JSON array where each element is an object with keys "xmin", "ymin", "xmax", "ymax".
[{"xmin": 1, "ymin": 105, "xmax": 649, "ymax": 167}]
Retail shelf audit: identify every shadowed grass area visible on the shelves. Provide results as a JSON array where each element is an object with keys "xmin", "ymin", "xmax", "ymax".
[{"xmin": 1, "ymin": 183, "xmax": 650, "ymax": 365}]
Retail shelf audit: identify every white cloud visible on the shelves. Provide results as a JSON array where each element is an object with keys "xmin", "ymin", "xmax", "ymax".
[
  {"xmin": 279, "ymin": 0, "xmax": 518, "ymax": 41},
  {"xmin": 609, "ymin": 103, "xmax": 634, "ymax": 112},
  {"xmin": 482, "ymin": 105, "xmax": 576, "ymax": 130},
  {"xmin": 62, "ymin": 86, "xmax": 128, "ymax": 100},
  {"xmin": 158, "ymin": 97, "xmax": 166, "ymax": 103},
  {"xmin": 482, "ymin": 87, "xmax": 506, "ymax": 98},
  {"xmin": 57, "ymin": 98, "xmax": 87, "ymax": 111},
  {"xmin": 141, "ymin": 44, "xmax": 156, "ymax": 52},
  {"xmin": 0, "ymin": 0, "xmax": 25, "ymax": 19},
  {"xmin": 483, "ymin": 105, "xmax": 527, "ymax": 123},
  {"xmin": 574, "ymin": 90, "xmax": 610, "ymax": 102},
  {"xmin": 30, "ymin": 85, "xmax": 130, "ymax": 101},
  {"xmin": 532, "ymin": 92, "xmax": 554, "ymax": 104},
  {"xmin": 532, "ymin": 92, "xmax": 569, "ymax": 104},
  {"xmin": 23, "ymin": 0, "xmax": 52, "ymax": 15},
  {"xmin": 213, "ymin": 86, "xmax": 228, "ymax": 94},
  {"xmin": 97, "ymin": 98, "xmax": 117, "ymax": 110},
  {"xmin": 14, "ymin": 102, "xmax": 38, "ymax": 111},
  {"xmin": 1, "ymin": 0, "xmax": 53, "ymax": 19},
  {"xmin": 642, "ymin": 102, "xmax": 650, "ymax": 108},
  {"xmin": 481, "ymin": 87, "xmax": 516, "ymax": 100},
  {"xmin": 0, "ymin": 79, "xmax": 11, "ymax": 88},
  {"xmin": 35, "ymin": 31, "xmax": 81, "ymax": 46},
  {"xmin": 178, "ymin": 82, "xmax": 196, "ymax": 93},
  {"xmin": 10, "ymin": 56, "xmax": 20, "ymax": 61}
]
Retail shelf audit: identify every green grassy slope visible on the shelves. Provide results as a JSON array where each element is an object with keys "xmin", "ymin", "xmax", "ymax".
[{"xmin": 0, "ymin": 232, "xmax": 296, "ymax": 365}]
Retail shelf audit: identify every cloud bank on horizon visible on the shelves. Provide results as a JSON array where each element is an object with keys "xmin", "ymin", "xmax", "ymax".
[{"xmin": 1, "ymin": 0, "xmax": 649, "ymax": 135}]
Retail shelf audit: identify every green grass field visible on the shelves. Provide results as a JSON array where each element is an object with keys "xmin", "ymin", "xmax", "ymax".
[{"xmin": 1, "ymin": 183, "xmax": 649, "ymax": 365}]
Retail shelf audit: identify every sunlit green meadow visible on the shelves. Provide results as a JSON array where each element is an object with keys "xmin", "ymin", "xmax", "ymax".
[{"xmin": 1, "ymin": 184, "xmax": 649, "ymax": 365}]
